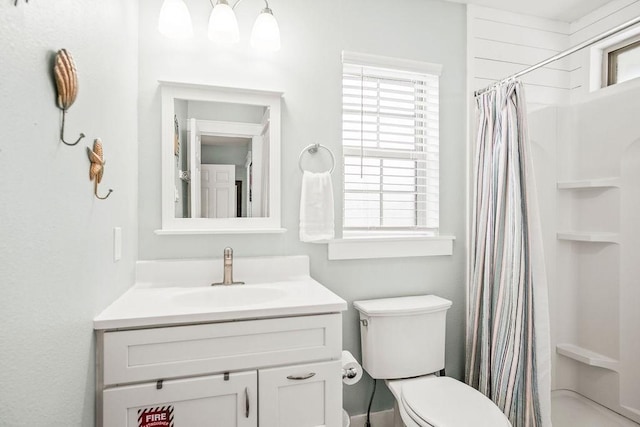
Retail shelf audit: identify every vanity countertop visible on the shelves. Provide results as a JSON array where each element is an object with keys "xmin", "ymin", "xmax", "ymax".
[{"xmin": 94, "ymin": 256, "xmax": 347, "ymax": 330}]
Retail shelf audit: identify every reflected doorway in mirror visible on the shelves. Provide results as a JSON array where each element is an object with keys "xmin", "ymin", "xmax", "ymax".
[{"xmin": 159, "ymin": 81, "xmax": 284, "ymax": 234}]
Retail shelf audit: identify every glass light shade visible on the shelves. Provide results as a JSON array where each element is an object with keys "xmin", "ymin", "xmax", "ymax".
[
  {"xmin": 208, "ymin": 1, "xmax": 240, "ymax": 45},
  {"xmin": 250, "ymin": 9, "xmax": 281, "ymax": 52},
  {"xmin": 158, "ymin": 0, "xmax": 193, "ymax": 39}
]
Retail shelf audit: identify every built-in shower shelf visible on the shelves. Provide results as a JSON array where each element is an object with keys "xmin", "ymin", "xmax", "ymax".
[
  {"xmin": 556, "ymin": 343, "xmax": 619, "ymax": 372},
  {"xmin": 557, "ymin": 177, "xmax": 620, "ymax": 189},
  {"xmin": 557, "ymin": 232, "xmax": 620, "ymax": 243}
]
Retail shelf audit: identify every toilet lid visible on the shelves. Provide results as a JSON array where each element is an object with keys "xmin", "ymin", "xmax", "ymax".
[{"xmin": 401, "ymin": 377, "xmax": 511, "ymax": 427}]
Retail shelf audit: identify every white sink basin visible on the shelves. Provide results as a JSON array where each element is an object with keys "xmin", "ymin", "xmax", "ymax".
[
  {"xmin": 171, "ymin": 286, "xmax": 286, "ymax": 308},
  {"xmin": 94, "ymin": 256, "xmax": 348, "ymax": 330}
]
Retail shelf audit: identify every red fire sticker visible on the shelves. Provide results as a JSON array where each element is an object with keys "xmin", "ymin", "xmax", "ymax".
[{"xmin": 138, "ymin": 406, "xmax": 174, "ymax": 427}]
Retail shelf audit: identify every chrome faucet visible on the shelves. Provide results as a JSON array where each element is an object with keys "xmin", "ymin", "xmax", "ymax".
[{"xmin": 212, "ymin": 247, "xmax": 245, "ymax": 286}]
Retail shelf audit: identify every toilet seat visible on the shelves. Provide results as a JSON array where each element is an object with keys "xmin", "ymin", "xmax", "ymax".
[{"xmin": 396, "ymin": 376, "xmax": 511, "ymax": 427}]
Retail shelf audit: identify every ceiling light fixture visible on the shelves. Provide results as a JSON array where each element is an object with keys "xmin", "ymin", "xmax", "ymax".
[{"xmin": 158, "ymin": 0, "xmax": 281, "ymax": 52}]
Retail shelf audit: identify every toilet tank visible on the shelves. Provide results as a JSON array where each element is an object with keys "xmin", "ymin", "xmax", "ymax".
[{"xmin": 353, "ymin": 295, "xmax": 452, "ymax": 379}]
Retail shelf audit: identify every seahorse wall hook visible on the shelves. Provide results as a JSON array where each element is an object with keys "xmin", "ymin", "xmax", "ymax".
[
  {"xmin": 53, "ymin": 49, "xmax": 85, "ymax": 146},
  {"xmin": 87, "ymin": 139, "xmax": 113, "ymax": 200}
]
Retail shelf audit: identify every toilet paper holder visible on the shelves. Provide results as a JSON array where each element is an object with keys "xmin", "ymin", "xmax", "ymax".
[
  {"xmin": 341, "ymin": 350, "xmax": 362, "ymax": 385},
  {"xmin": 342, "ymin": 367, "xmax": 358, "ymax": 379}
]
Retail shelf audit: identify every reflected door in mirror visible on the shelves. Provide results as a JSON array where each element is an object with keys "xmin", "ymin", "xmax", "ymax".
[{"xmin": 201, "ymin": 164, "xmax": 236, "ymax": 218}]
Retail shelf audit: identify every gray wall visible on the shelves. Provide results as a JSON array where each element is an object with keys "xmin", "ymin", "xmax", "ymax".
[
  {"xmin": 201, "ymin": 144, "xmax": 250, "ymax": 166},
  {"xmin": 138, "ymin": 0, "xmax": 467, "ymax": 416},
  {"xmin": 0, "ymin": 1, "xmax": 138, "ymax": 426}
]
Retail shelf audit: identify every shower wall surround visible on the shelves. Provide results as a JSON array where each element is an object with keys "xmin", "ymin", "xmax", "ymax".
[
  {"xmin": 555, "ymin": 85, "xmax": 640, "ymax": 423},
  {"xmin": 528, "ymin": 71, "xmax": 640, "ymax": 426},
  {"xmin": 137, "ymin": 0, "xmax": 467, "ymax": 416}
]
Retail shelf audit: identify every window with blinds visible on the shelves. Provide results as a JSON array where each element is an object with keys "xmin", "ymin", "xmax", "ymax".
[{"xmin": 342, "ymin": 54, "xmax": 440, "ymax": 236}]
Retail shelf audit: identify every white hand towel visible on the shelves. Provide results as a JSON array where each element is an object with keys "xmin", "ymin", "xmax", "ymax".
[{"xmin": 299, "ymin": 171, "xmax": 335, "ymax": 242}]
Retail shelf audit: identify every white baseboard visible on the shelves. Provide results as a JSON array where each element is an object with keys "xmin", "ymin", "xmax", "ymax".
[{"xmin": 349, "ymin": 409, "xmax": 396, "ymax": 427}]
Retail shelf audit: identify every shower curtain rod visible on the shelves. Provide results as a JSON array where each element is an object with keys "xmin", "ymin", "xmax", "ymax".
[{"xmin": 473, "ymin": 14, "xmax": 640, "ymax": 97}]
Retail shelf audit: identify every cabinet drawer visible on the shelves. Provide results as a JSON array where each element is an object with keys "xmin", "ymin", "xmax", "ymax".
[{"xmin": 101, "ymin": 314, "xmax": 341, "ymax": 386}]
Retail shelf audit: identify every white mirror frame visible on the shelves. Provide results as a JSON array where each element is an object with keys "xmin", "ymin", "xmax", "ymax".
[{"xmin": 157, "ymin": 81, "xmax": 284, "ymax": 234}]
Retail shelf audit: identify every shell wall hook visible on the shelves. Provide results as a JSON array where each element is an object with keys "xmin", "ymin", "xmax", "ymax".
[
  {"xmin": 54, "ymin": 49, "xmax": 85, "ymax": 146},
  {"xmin": 87, "ymin": 139, "xmax": 113, "ymax": 200}
]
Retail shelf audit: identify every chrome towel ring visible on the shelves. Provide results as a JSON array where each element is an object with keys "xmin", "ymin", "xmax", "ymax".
[{"xmin": 298, "ymin": 143, "xmax": 335, "ymax": 174}]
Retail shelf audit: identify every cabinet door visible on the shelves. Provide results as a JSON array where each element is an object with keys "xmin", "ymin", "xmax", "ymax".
[
  {"xmin": 259, "ymin": 360, "xmax": 342, "ymax": 427},
  {"xmin": 103, "ymin": 371, "xmax": 256, "ymax": 427}
]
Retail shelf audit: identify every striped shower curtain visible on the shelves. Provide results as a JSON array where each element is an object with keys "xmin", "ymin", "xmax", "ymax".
[{"xmin": 466, "ymin": 81, "xmax": 551, "ymax": 427}]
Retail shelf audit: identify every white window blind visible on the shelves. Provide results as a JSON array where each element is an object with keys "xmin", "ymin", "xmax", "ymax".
[{"xmin": 342, "ymin": 57, "xmax": 440, "ymax": 235}]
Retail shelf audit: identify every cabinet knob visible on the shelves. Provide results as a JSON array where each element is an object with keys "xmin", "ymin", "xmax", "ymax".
[{"xmin": 286, "ymin": 372, "xmax": 316, "ymax": 380}]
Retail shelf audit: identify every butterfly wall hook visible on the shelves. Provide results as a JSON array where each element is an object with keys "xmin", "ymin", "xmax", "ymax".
[{"xmin": 87, "ymin": 138, "xmax": 113, "ymax": 200}]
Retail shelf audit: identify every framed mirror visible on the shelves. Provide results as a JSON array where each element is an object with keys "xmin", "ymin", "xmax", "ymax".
[{"xmin": 158, "ymin": 82, "xmax": 284, "ymax": 234}]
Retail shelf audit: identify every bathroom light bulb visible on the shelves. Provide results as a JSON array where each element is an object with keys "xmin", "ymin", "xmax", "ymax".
[
  {"xmin": 250, "ymin": 8, "xmax": 281, "ymax": 52},
  {"xmin": 208, "ymin": 0, "xmax": 240, "ymax": 45},
  {"xmin": 158, "ymin": 0, "xmax": 193, "ymax": 39}
]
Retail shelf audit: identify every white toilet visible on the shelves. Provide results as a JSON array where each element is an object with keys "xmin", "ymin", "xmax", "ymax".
[{"xmin": 354, "ymin": 295, "xmax": 512, "ymax": 427}]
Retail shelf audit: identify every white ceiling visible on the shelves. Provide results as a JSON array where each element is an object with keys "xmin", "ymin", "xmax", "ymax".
[{"xmin": 447, "ymin": 0, "xmax": 615, "ymax": 22}]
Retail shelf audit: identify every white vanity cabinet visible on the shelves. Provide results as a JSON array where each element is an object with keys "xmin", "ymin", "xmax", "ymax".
[{"xmin": 96, "ymin": 313, "xmax": 343, "ymax": 427}]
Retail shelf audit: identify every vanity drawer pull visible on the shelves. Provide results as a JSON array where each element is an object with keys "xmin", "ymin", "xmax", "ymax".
[{"xmin": 286, "ymin": 372, "xmax": 316, "ymax": 380}]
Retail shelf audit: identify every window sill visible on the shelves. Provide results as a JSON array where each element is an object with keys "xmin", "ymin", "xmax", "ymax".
[{"xmin": 324, "ymin": 235, "xmax": 455, "ymax": 260}]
